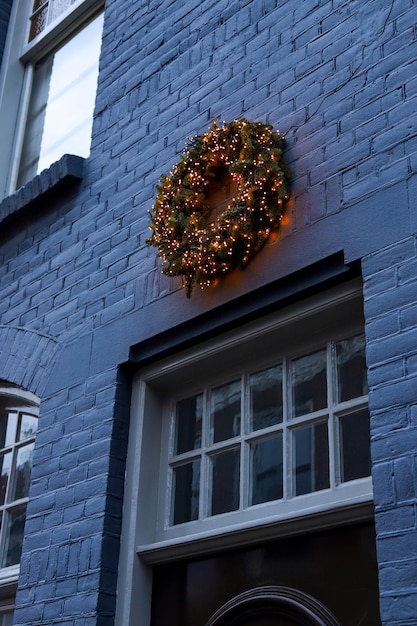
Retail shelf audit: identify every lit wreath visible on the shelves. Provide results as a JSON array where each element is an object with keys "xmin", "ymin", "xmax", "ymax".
[{"xmin": 147, "ymin": 118, "xmax": 291, "ymax": 297}]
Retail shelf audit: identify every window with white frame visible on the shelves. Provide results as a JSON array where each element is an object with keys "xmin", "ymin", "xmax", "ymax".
[
  {"xmin": 0, "ymin": 0, "xmax": 103, "ymax": 197},
  {"xmin": 0, "ymin": 383, "xmax": 39, "ymax": 621},
  {"xmin": 167, "ymin": 332, "xmax": 369, "ymax": 529},
  {"xmin": 115, "ymin": 281, "xmax": 373, "ymax": 625}
]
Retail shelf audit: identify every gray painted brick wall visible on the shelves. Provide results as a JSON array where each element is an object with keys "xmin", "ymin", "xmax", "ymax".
[
  {"xmin": 1, "ymin": 0, "xmax": 417, "ymax": 624},
  {"xmin": 363, "ymin": 238, "xmax": 417, "ymax": 624}
]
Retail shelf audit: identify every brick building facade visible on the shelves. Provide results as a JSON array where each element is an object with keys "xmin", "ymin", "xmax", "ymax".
[{"xmin": 0, "ymin": 0, "xmax": 416, "ymax": 624}]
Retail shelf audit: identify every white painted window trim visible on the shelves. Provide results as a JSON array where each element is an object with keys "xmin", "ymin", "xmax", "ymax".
[
  {"xmin": 0, "ymin": 0, "xmax": 102, "ymax": 199},
  {"xmin": 115, "ymin": 279, "xmax": 374, "ymax": 626},
  {"xmin": 0, "ymin": 384, "xmax": 39, "ymax": 591}
]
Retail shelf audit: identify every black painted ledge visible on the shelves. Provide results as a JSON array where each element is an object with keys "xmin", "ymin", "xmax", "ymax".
[{"xmin": 0, "ymin": 154, "xmax": 85, "ymax": 227}]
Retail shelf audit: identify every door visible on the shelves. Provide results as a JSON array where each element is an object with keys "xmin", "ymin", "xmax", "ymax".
[{"xmin": 151, "ymin": 522, "xmax": 381, "ymax": 625}]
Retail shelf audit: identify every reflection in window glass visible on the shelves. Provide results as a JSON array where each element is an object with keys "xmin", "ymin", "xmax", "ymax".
[
  {"xmin": 291, "ymin": 349, "xmax": 327, "ymax": 418},
  {"xmin": 12, "ymin": 444, "xmax": 34, "ymax": 502},
  {"xmin": 19, "ymin": 13, "xmax": 104, "ymax": 186},
  {"xmin": 210, "ymin": 381, "xmax": 241, "ymax": 444},
  {"xmin": 250, "ymin": 434, "xmax": 283, "ymax": 505},
  {"xmin": 336, "ymin": 335, "xmax": 368, "ymax": 402},
  {"xmin": 0, "ymin": 412, "xmax": 18, "ymax": 449},
  {"xmin": 29, "ymin": 0, "xmax": 82, "ymax": 41},
  {"xmin": 340, "ymin": 409, "xmax": 371, "ymax": 482},
  {"xmin": 29, "ymin": 1, "xmax": 49, "ymax": 41},
  {"xmin": 174, "ymin": 395, "xmax": 203, "ymax": 455},
  {"xmin": 172, "ymin": 461, "xmax": 200, "ymax": 525},
  {"xmin": 249, "ymin": 365, "xmax": 283, "ymax": 431},
  {"xmin": 0, "ymin": 403, "xmax": 38, "ymax": 568},
  {"xmin": 0, "ymin": 453, "xmax": 12, "ymax": 506},
  {"xmin": 210, "ymin": 448, "xmax": 240, "ymax": 515},
  {"xmin": 19, "ymin": 413, "xmax": 38, "ymax": 441},
  {"xmin": 2, "ymin": 505, "xmax": 27, "ymax": 568},
  {"xmin": 293, "ymin": 423, "xmax": 329, "ymax": 496}
]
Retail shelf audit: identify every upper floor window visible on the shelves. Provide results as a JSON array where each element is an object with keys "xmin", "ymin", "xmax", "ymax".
[
  {"xmin": 0, "ymin": 0, "xmax": 103, "ymax": 197},
  {"xmin": 29, "ymin": 0, "xmax": 81, "ymax": 41}
]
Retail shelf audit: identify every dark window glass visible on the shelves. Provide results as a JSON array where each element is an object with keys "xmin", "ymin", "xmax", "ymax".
[
  {"xmin": 210, "ymin": 381, "xmax": 241, "ymax": 443},
  {"xmin": 291, "ymin": 349, "xmax": 327, "ymax": 418},
  {"xmin": 293, "ymin": 422, "xmax": 329, "ymax": 495},
  {"xmin": 340, "ymin": 409, "xmax": 371, "ymax": 482},
  {"xmin": 172, "ymin": 461, "xmax": 200, "ymax": 525},
  {"xmin": 249, "ymin": 365, "xmax": 283, "ymax": 431},
  {"xmin": 250, "ymin": 434, "xmax": 283, "ymax": 505},
  {"xmin": 175, "ymin": 394, "xmax": 203, "ymax": 454},
  {"xmin": 210, "ymin": 448, "xmax": 240, "ymax": 515}
]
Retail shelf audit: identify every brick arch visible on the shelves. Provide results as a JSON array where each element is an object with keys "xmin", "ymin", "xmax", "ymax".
[{"xmin": 0, "ymin": 325, "xmax": 60, "ymax": 397}]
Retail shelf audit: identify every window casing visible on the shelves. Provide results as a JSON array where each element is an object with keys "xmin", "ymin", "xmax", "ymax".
[
  {"xmin": 0, "ymin": 0, "xmax": 103, "ymax": 198},
  {"xmin": 125, "ymin": 281, "xmax": 373, "ymax": 567},
  {"xmin": 115, "ymin": 281, "xmax": 373, "ymax": 626}
]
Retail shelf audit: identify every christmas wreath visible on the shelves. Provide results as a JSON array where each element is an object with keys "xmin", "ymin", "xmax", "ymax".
[{"xmin": 147, "ymin": 118, "xmax": 291, "ymax": 297}]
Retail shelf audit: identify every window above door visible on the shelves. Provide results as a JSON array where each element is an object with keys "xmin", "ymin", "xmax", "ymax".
[
  {"xmin": 167, "ymin": 332, "xmax": 369, "ymax": 529},
  {"xmin": 128, "ymin": 280, "xmax": 373, "ymax": 565}
]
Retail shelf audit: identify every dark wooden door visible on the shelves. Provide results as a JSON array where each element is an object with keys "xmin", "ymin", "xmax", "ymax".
[{"xmin": 151, "ymin": 521, "xmax": 381, "ymax": 626}]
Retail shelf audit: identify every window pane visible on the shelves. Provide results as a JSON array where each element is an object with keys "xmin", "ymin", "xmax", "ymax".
[
  {"xmin": 291, "ymin": 349, "xmax": 327, "ymax": 418},
  {"xmin": 340, "ymin": 409, "xmax": 371, "ymax": 482},
  {"xmin": 336, "ymin": 334, "xmax": 368, "ymax": 402},
  {"xmin": 2, "ymin": 505, "xmax": 27, "ymax": 567},
  {"xmin": 210, "ymin": 380, "xmax": 241, "ymax": 443},
  {"xmin": 171, "ymin": 461, "xmax": 200, "ymax": 525},
  {"xmin": 174, "ymin": 395, "xmax": 202, "ymax": 454},
  {"xmin": 19, "ymin": 413, "xmax": 38, "ymax": 441},
  {"xmin": 32, "ymin": 0, "xmax": 47, "ymax": 9},
  {"xmin": 0, "ymin": 412, "xmax": 18, "ymax": 448},
  {"xmin": 29, "ymin": 3, "xmax": 49, "ymax": 41},
  {"xmin": 11, "ymin": 443, "xmax": 34, "ymax": 501},
  {"xmin": 250, "ymin": 434, "xmax": 283, "ymax": 505},
  {"xmin": 249, "ymin": 365, "xmax": 283, "ymax": 431},
  {"xmin": 293, "ymin": 422, "xmax": 329, "ymax": 495},
  {"xmin": 210, "ymin": 448, "xmax": 240, "ymax": 515},
  {"xmin": 19, "ymin": 13, "xmax": 104, "ymax": 185},
  {"xmin": 0, "ymin": 453, "xmax": 12, "ymax": 505},
  {"xmin": 50, "ymin": 0, "xmax": 72, "ymax": 21}
]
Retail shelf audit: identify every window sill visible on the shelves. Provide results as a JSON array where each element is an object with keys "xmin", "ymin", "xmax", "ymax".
[
  {"xmin": 137, "ymin": 488, "xmax": 374, "ymax": 565},
  {"xmin": 0, "ymin": 564, "xmax": 19, "ymax": 588},
  {"xmin": 0, "ymin": 154, "xmax": 85, "ymax": 227}
]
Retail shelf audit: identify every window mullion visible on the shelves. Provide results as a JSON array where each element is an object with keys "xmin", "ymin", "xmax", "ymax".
[
  {"xmin": 283, "ymin": 356, "xmax": 291, "ymax": 501},
  {"xmin": 200, "ymin": 389, "xmax": 208, "ymax": 520},
  {"xmin": 327, "ymin": 341, "xmax": 337, "ymax": 489},
  {"xmin": 7, "ymin": 65, "xmax": 34, "ymax": 196},
  {"xmin": 240, "ymin": 375, "xmax": 247, "ymax": 511}
]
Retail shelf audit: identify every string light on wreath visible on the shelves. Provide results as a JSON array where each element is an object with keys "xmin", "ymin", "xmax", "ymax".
[{"xmin": 146, "ymin": 118, "xmax": 292, "ymax": 297}]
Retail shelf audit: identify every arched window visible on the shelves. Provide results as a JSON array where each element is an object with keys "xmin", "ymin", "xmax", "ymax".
[{"xmin": 0, "ymin": 382, "xmax": 39, "ymax": 621}]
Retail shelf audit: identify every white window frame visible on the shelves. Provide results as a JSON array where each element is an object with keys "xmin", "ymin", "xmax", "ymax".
[
  {"xmin": 115, "ymin": 279, "xmax": 374, "ymax": 626},
  {"xmin": 0, "ymin": 0, "xmax": 102, "ymax": 199},
  {"xmin": 0, "ymin": 383, "xmax": 39, "ymax": 614}
]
